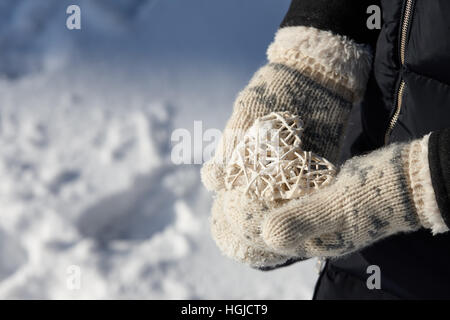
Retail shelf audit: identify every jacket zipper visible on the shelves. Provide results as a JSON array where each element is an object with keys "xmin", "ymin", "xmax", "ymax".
[{"xmin": 384, "ymin": 0, "xmax": 414, "ymax": 145}]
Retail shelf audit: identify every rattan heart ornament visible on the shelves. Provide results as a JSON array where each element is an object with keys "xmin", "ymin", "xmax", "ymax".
[{"xmin": 224, "ymin": 112, "xmax": 337, "ymax": 201}]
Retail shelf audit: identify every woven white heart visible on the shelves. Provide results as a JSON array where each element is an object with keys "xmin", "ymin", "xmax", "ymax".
[{"xmin": 225, "ymin": 112, "xmax": 337, "ymax": 201}]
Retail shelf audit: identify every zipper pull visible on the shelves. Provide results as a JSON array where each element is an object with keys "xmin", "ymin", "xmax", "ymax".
[{"xmin": 315, "ymin": 257, "xmax": 326, "ymax": 274}]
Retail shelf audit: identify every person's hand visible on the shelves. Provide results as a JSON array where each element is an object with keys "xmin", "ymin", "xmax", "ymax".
[
  {"xmin": 201, "ymin": 26, "xmax": 372, "ymax": 192},
  {"xmin": 210, "ymin": 190, "xmax": 293, "ymax": 268},
  {"xmin": 223, "ymin": 135, "xmax": 449, "ymax": 263}
]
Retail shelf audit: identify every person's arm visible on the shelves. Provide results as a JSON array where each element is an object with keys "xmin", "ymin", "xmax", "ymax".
[
  {"xmin": 255, "ymin": 1, "xmax": 450, "ymax": 260},
  {"xmin": 259, "ymin": 130, "xmax": 450, "ymax": 258},
  {"xmin": 203, "ymin": 0, "xmax": 374, "ymax": 192},
  {"xmin": 280, "ymin": 0, "xmax": 380, "ymax": 49}
]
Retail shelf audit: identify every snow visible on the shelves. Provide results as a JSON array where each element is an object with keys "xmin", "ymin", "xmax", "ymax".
[{"xmin": 0, "ymin": 0, "xmax": 318, "ymax": 299}]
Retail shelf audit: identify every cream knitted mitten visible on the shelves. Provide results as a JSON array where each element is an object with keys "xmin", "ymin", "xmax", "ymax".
[
  {"xmin": 259, "ymin": 134, "xmax": 449, "ymax": 258},
  {"xmin": 210, "ymin": 190, "xmax": 292, "ymax": 268},
  {"xmin": 201, "ymin": 26, "xmax": 372, "ymax": 192}
]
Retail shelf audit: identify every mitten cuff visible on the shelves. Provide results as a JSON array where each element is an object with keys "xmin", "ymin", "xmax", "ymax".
[
  {"xmin": 408, "ymin": 134, "xmax": 449, "ymax": 234},
  {"xmin": 267, "ymin": 26, "xmax": 372, "ymax": 103}
]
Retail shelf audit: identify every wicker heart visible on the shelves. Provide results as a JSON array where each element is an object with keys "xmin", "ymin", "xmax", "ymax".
[{"xmin": 225, "ymin": 112, "xmax": 336, "ymax": 201}]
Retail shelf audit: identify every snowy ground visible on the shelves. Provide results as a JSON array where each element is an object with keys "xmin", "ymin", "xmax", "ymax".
[{"xmin": 0, "ymin": 0, "xmax": 318, "ymax": 299}]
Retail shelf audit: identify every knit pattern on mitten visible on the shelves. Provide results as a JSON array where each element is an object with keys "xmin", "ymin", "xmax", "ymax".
[
  {"xmin": 262, "ymin": 134, "xmax": 448, "ymax": 258},
  {"xmin": 201, "ymin": 26, "xmax": 372, "ymax": 192},
  {"xmin": 210, "ymin": 190, "xmax": 292, "ymax": 268}
]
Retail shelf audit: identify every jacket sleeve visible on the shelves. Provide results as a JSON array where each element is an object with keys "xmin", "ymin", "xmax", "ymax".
[
  {"xmin": 280, "ymin": 0, "xmax": 380, "ymax": 48},
  {"xmin": 428, "ymin": 128, "xmax": 450, "ymax": 228}
]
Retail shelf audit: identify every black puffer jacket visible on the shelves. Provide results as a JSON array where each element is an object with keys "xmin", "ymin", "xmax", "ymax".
[{"xmin": 280, "ymin": 0, "xmax": 450, "ymax": 299}]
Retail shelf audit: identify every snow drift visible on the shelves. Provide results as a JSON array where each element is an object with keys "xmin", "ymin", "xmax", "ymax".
[{"xmin": 0, "ymin": 0, "xmax": 317, "ymax": 299}]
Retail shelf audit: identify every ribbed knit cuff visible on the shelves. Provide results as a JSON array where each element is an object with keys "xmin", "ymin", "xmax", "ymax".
[
  {"xmin": 409, "ymin": 134, "xmax": 449, "ymax": 234},
  {"xmin": 428, "ymin": 129, "xmax": 450, "ymax": 230}
]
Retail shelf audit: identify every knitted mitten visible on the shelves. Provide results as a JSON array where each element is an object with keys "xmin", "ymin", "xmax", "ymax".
[
  {"xmin": 201, "ymin": 26, "xmax": 372, "ymax": 192},
  {"xmin": 258, "ymin": 134, "xmax": 449, "ymax": 258},
  {"xmin": 210, "ymin": 190, "xmax": 293, "ymax": 268}
]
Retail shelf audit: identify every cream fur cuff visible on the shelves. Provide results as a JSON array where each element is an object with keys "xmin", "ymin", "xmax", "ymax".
[{"xmin": 267, "ymin": 26, "xmax": 373, "ymax": 103}]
